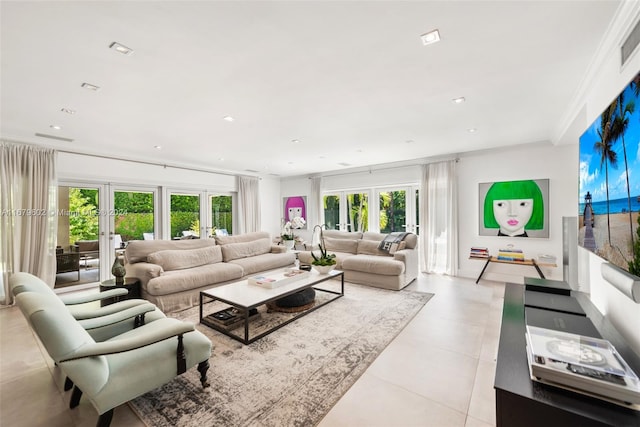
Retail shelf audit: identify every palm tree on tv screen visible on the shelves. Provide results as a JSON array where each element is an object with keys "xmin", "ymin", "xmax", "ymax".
[
  {"xmin": 594, "ymin": 102, "xmax": 618, "ymax": 245},
  {"xmin": 611, "ymin": 92, "xmax": 636, "ymax": 248}
]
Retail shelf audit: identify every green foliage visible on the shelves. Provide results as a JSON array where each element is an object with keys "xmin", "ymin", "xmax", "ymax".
[
  {"xmin": 68, "ymin": 188, "xmax": 99, "ymax": 243},
  {"xmin": 115, "ymin": 213, "xmax": 154, "ymax": 241},
  {"xmin": 311, "ymin": 227, "xmax": 337, "ymax": 266},
  {"xmin": 114, "ymin": 191, "xmax": 154, "ymax": 213},
  {"xmin": 171, "ymin": 211, "xmax": 199, "ymax": 238}
]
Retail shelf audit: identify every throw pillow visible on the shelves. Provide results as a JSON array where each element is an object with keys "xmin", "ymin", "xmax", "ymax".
[
  {"xmin": 147, "ymin": 245, "xmax": 222, "ymax": 271},
  {"xmin": 324, "ymin": 237, "xmax": 358, "ymax": 254},
  {"xmin": 356, "ymin": 239, "xmax": 388, "ymax": 256}
]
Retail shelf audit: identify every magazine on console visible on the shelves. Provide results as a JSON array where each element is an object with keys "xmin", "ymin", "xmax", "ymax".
[{"xmin": 525, "ymin": 325, "xmax": 640, "ymax": 407}]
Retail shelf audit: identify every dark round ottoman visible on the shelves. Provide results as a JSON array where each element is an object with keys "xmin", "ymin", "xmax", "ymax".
[{"xmin": 267, "ymin": 288, "xmax": 316, "ymax": 313}]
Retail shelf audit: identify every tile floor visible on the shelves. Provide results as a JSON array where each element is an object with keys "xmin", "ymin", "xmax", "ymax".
[{"xmin": 0, "ymin": 274, "xmax": 505, "ymax": 427}]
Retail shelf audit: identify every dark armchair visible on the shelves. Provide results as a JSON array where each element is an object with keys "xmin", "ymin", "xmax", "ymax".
[{"xmin": 56, "ymin": 251, "xmax": 80, "ymax": 280}]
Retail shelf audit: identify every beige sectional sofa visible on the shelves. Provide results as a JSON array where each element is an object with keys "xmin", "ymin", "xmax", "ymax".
[
  {"xmin": 124, "ymin": 232, "xmax": 295, "ymax": 312},
  {"xmin": 297, "ymin": 230, "xmax": 418, "ymax": 291}
]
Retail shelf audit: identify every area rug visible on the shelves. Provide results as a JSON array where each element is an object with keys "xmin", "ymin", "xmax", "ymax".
[{"xmin": 129, "ymin": 282, "xmax": 433, "ymax": 427}]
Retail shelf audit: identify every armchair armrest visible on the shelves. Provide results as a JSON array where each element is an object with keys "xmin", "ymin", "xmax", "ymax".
[
  {"xmin": 77, "ymin": 303, "xmax": 157, "ymax": 330},
  {"xmin": 69, "ymin": 299, "xmax": 151, "ymax": 320},
  {"xmin": 59, "ymin": 288, "xmax": 128, "ymax": 305},
  {"xmin": 60, "ymin": 318, "xmax": 195, "ymax": 362}
]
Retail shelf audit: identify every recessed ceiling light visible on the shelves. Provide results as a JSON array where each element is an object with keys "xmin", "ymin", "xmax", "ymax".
[
  {"xmin": 154, "ymin": 145, "xmax": 162, "ymax": 150},
  {"xmin": 420, "ymin": 29, "xmax": 441, "ymax": 46},
  {"xmin": 109, "ymin": 41, "xmax": 134, "ymax": 56},
  {"xmin": 50, "ymin": 125, "xmax": 61, "ymax": 130},
  {"xmin": 288, "ymin": 161, "xmax": 294, "ymax": 165},
  {"xmin": 81, "ymin": 82, "xmax": 100, "ymax": 91},
  {"xmin": 292, "ymin": 139, "xmax": 300, "ymax": 144},
  {"xmin": 218, "ymin": 157, "xmax": 224, "ymax": 161},
  {"xmin": 60, "ymin": 108, "xmax": 76, "ymax": 114},
  {"xmin": 222, "ymin": 115, "xmax": 234, "ymax": 122},
  {"xmin": 405, "ymin": 140, "xmax": 414, "ymax": 144},
  {"xmin": 452, "ymin": 97, "xmax": 466, "ymax": 104},
  {"xmin": 467, "ymin": 128, "xmax": 477, "ymax": 133}
]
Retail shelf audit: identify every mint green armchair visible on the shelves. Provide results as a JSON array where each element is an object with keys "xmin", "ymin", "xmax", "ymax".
[
  {"xmin": 10, "ymin": 272, "xmax": 165, "ymax": 341},
  {"xmin": 13, "ymin": 276, "xmax": 212, "ymax": 427}
]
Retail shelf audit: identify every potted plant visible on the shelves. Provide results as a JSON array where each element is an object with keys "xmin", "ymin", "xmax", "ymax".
[{"xmin": 311, "ymin": 225, "xmax": 336, "ymax": 274}]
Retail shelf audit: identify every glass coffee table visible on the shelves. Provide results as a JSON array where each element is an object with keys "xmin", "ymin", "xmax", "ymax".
[{"xmin": 199, "ymin": 269, "xmax": 344, "ymax": 344}]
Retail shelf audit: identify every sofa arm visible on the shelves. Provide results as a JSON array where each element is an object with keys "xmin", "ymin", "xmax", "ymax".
[
  {"xmin": 394, "ymin": 248, "xmax": 419, "ymax": 283},
  {"xmin": 125, "ymin": 262, "xmax": 164, "ymax": 288},
  {"xmin": 60, "ymin": 318, "xmax": 195, "ymax": 362},
  {"xmin": 271, "ymin": 245, "xmax": 287, "ymax": 254}
]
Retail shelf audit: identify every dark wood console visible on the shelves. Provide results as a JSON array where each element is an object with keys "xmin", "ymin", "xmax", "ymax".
[{"xmin": 495, "ymin": 283, "xmax": 640, "ymax": 426}]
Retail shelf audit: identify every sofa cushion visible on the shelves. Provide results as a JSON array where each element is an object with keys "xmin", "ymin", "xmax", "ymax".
[
  {"xmin": 323, "ymin": 230, "xmax": 363, "ymax": 240},
  {"xmin": 342, "ymin": 255, "xmax": 405, "ymax": 276},
  {"xmin": 214, "ymin": 231, "xmax": 270, "ymax": 245},
  {"xmin": 357, "ymin": 239, "xmax": 389, "ymax": 256},
  {"xmin": 324, "ymin": 237, "xmax": 358, "ymax": 254},
  {"xmin": 145, "ymin": 263, "xmax": 244, "ymax": 296},
  {"xmin": 147, "ymin": 245, "xmax": 222, "ymax": 271},
  {"xmin": 125, "ymin": 239, "xmax": 217, "ymax": 264},
  {"xmin": 221, "ymin": 238, "xmax": 272, "ymax": 262},
  {"xmin": 228, "ymin": 252, "xmax": 296, "ymax": 275}
]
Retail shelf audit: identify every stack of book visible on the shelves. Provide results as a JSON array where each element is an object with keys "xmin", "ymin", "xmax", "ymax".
[
  {"xmin": 497, "ymin": 247, "xmax": 525, "ymax": 262},
  {"xmin": 470, "ymin": 247, "xmax": 489, "ymax": 259},
  {"xmin": 248, "ymin": 269, "xmax": 310, "ymax": 288}
]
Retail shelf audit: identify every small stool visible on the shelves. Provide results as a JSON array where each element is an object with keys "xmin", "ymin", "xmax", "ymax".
[{"xmin": 267, "ymin": 288, "xmax": 316, "ymax": 313}]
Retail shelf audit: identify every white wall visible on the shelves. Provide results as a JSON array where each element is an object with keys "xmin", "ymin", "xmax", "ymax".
[
  {"xmin": 57, "ymin": 152, "xmax": 282, "ymax": 239},
  {"xmin": 457, "ymin": 143, "xmax": 577, "ymax": 283}
]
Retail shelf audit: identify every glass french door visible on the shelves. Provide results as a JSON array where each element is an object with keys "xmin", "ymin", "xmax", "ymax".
[
  {"xmin": 376, "ymin": 186, "xmax": 419, "ymax": 234},
  {"xmin": 322, "ymin": 190, "xmax": 370, "ymax": 232},
  {"xmin": 55, "ymin": 183, "xmax": 106, "ymax": 288},
  {"xmin": 166, "ymin": 189, "xmax": 235, "ymax": 239},
  {"xmin": 209, "ymin": 194, "xmax": 233, "ymax": 236},
  {"xmin": 111, "ymin": 187, "xmax": 158, "ymax": 245}
]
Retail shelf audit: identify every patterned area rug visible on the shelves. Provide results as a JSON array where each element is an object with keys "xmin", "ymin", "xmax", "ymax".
[{"xmin": 129, "ymin": 281, "xmax": 433, "ymax": 427}]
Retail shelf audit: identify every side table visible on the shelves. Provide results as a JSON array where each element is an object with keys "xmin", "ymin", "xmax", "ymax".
[{"xmin": 99, "ymin": 278, "xmax": 141, "ymax": 306}]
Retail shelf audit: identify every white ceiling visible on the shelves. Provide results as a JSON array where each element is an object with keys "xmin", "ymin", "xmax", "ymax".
[{"xmin": 0, "ymin": 1, "xmax": 622, "ymax": 177}]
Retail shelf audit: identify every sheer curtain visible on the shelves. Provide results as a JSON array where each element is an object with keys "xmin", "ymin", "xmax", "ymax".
[
  {"xmin": 237, "ymin": 175, "xmax": 260, "ymax": 234},
  {"xmin": 420, "ymin": 160, "xmax": 458, "ymax": 275},
  {"xmin": 1, "ymin": 142, "xmax": 57, "ymax": 304},
  {"xmin": 309, "ymin": 176, "xmax": 322, "ymax": 228}
]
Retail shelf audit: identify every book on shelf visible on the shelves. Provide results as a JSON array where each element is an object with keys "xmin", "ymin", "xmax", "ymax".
[
  {"xmin": 470, "ymin": 247, "xmax": 489, "ymax": 258},
  {"xmin": 525, "ymin": 325, "xmax": 640, "ymax": 407}
]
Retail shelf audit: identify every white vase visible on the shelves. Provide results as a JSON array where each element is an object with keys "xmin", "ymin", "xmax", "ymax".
[
  {"xmin": 312, "ymin": 264, "xmax": 334, "ymax": 274},
  {"xmin": 284, "ymin": 240, "xmax": 295, "ymax": 251}
]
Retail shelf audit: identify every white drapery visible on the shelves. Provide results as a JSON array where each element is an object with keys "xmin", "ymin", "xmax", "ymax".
[
  {"xmin": 237, "ymin": 175, "xmax": 260, "ymax": 234},
  {"xmin": 1, "ymin": 142, "xmax": 57, "ymax": 304},
  {"xmin": 309, "ymin": 176, "xmax": 322, "ymax": 228},
  {"xmin": 420, "ymin": 160, "xmax": 458, "ymax": 275}
]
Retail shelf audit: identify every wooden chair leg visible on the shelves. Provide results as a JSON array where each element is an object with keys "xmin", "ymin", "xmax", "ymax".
[
  {"xmin": 197, "ymin": 360, "xmax": 210, "ymax": 388},
  {"xmin": 64, "ymin": 376, "xmax": 74, "ymax": 391},
  {"xmin": 70, "ymin": 386, "xmax": 83, "ymax": 408},
  {"xmin": 96, "ymin": 409, "xmax": 114, "ymax": 427}
]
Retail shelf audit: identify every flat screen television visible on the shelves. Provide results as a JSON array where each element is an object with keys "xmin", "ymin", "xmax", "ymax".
[{"xmin": 578, "ymin": 71, "xmax": 640, "ymax": 274}]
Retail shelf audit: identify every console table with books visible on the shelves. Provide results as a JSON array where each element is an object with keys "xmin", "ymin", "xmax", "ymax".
[
  {"xmin": 473, "ymin": 256, "xmax": 556, "ymax": 284},
  {"xmin": 495, "ymin": 282, "xmax": 640, "ymax": 426}
]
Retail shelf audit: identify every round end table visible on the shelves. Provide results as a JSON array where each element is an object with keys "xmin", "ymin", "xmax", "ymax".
[{"xmin": 99, "ymin": 277, "xmax": 141, "ymax": 306}]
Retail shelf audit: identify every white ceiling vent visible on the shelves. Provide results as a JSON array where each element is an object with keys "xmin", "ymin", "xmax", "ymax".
[
  {"xmin": 35, "ymin": 133, "xmax": 74, "ymax": 142},
  {"xmin": 622, "ymin": 19, "xmax": 640, "ymax": 66}
]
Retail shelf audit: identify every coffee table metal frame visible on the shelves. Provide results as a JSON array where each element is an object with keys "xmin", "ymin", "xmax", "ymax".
[{"xmin": 199, "ymin": 269, "xmax": 344, "ymax": 344}]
